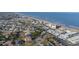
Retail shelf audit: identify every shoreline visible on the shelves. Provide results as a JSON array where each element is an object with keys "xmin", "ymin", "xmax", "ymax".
[{"xmin": 24, "ymin": 15, "xmax": 79, "ymax": 32}]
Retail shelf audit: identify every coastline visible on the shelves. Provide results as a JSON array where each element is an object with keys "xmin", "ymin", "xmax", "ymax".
[{"xmin": 23, "ymin": 15, "xmax": 79, "ymax": 32}]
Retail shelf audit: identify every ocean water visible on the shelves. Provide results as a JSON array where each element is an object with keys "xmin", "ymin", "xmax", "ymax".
[{"xmin": 21, "ymin": 12, "xmax": 79, "ymax": 27}]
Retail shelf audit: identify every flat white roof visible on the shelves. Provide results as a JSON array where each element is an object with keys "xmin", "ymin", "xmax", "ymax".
[{"xmin": 67, "ymin": 35, "xmax": 79, "ymax": 44}]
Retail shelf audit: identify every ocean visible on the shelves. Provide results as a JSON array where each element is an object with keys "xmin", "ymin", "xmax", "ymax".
[{"xmin": 21, "ymin": 12, "xmax": 79, "ymax": 28}]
